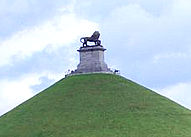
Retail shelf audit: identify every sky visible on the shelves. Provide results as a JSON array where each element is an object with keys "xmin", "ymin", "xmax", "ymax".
[{"xmin": 0, "ymin": 0, "xmax": 191, "ymax": 116}]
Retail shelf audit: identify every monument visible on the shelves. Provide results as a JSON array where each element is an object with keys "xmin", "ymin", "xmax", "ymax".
[{"xmin": 73, "ymin": 31, "xmax": 111, "ymax": 74}]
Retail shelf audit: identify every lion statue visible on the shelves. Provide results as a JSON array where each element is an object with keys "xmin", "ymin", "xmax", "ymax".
[{"xmin": 80, "ymin": 31, "xmax": 101, "ymax": 47}]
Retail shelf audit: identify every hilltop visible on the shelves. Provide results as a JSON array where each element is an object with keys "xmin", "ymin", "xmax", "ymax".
[{"xmin": 0, "ymin": 74, "xmax": 191, "ymax": 137}]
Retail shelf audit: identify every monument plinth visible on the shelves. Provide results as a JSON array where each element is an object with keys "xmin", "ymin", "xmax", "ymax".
[
  {"xmin": 75, "ymin": 45, "xmax": 110, "ymax": 73},
  {"xmin": 73, "ymin": 31, "xmax": 111, "ymax": 74}
]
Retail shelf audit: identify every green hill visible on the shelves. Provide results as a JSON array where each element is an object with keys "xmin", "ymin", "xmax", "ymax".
[{"xmin": 0, "ymin": 74, "xmax": 191, "ymax": 137}]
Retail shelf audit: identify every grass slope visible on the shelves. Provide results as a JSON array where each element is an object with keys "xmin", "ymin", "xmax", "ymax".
[{"xmin": 0, "ymin": 74, "xmax": 191, "ymax": 137}]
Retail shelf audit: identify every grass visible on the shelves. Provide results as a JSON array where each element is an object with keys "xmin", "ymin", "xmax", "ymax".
[{"xmin": 0, "ymin": 73, "xmax": 191, "ymax": 137}]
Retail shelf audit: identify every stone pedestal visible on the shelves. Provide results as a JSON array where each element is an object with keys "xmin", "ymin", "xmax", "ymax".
[{"xmin": 75, "ymin": 45, "xmax": 110, "ymax": 73}]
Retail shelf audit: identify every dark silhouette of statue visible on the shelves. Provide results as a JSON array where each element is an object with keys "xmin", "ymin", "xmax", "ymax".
[{"xmin": 80, "ymin": 31, "xmax": 101, "ymax": 47}]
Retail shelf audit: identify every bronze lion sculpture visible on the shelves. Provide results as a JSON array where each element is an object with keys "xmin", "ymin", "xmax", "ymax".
[{"xmin": 80, "ymin": 31, "xmax": 101, "ymax": 47}]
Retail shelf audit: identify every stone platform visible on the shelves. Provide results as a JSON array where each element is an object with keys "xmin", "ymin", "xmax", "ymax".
[{"xmin": 74, "ymin": 45, "xmax": 111, "ymax": 74}]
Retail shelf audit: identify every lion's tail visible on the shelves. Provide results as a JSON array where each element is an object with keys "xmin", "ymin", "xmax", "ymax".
[{"xmin": 80, "ymin": 37, "xmax": 85, "ymax": 43}]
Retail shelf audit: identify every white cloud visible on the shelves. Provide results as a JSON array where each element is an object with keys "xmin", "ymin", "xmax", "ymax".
[
  {"xmin": 101, "ymin": 0, "xmax": 191, "ymax": 87},
  {"xmin": 42, "ymin": 71, "xmax": 65, "ymax": 82},
  {"xmin": 0, "ymin": 71, "xmax": 67, "ymax": 116},
  {"xmin": 0, "ymin": 0, "xmax": 29, "ymax": 14},
  {"xmin": 0, "ymin": 12, "xmax": 99, "ymax": 67},
  {"xmin": 0, "ymin": 74, "xmax": 41, "ymax": 116},
  {"xmin": 156, "ymin": 82, "xmax": 191, "ymax": 110},
  {"xmin": 153, "ymin": 52, "xmax": 191, "ymax": 63}
]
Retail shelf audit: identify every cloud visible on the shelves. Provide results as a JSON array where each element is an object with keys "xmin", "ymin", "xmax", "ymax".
[
  {"xmin": 153, "ymin": 52, "xmax": 191, "ymax": 63},
  {"xmin": 101, "ymin": 0, "xmax": 191, "ymax": 88},
  {"xmin": 0, "ymin": 12, "xmax": 99, "ymax": 67},
  {"xmin": 73, "ymin": 0, "xmax": 173, "ymax": 20},
  {"xmin": 157, "ymin": 82, "xmax": 191, "ymax": 110},
  {"xmin": 0, "ymin": 71, "xmax": 67, "ymax": 116},
  {"xmin": 0, "ymin": 0, "xmax": 71, "ymax": 38},
  {"xmin": 0, "ymin": 74, "xmax": 40, "ymax": 116}
]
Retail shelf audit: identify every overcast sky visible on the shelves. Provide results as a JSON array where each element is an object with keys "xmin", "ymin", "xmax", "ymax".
[{"xmin": 0, "ymin": 0, "xmax": 191, "ymax": 116}]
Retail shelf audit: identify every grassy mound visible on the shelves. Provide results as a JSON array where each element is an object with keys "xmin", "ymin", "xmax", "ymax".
[{"xmin": 0, "ymin": 74, "xmax": 191, "ymax": 137}]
